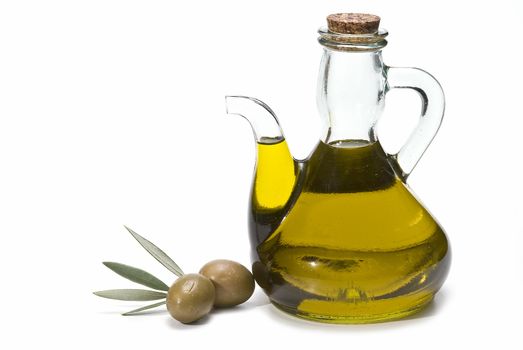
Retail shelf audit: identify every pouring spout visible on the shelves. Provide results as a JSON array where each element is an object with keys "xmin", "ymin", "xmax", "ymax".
[
  {"xmin": 225, "ymin": 96, "xmax": 285, "ymax": 144},
  {"xmin": 225, "ymin": 95, "xmax": 298, "ymax": 217}
]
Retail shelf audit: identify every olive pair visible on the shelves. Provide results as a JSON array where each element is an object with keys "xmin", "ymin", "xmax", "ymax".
[{"xmin": 166, "ymin": 259, "xmax": 255, "ymax": 323}]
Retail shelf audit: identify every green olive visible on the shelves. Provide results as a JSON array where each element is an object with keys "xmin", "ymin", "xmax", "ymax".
[
  {"xmin": 199, "ymin": 259, "xmax": 255, "ymax": 308},
  {"xmin": 166, "ymin": 273, "xmax": 215, "ymax": 324}
]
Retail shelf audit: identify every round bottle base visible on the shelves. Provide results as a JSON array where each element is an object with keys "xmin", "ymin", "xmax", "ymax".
[{"xmin": 270, "ymin": 292, "xmax": 434, "ymax": 324}]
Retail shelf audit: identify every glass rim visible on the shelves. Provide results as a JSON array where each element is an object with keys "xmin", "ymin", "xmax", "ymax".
[{"xmin": 317, "ymin": 27, "xmax": 389, "ymax": 52}]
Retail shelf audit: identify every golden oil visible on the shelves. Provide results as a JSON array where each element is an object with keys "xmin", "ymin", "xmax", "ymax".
[{"xmin": 250, "ymin": 139, "xmax": 450, "ymax": 323}]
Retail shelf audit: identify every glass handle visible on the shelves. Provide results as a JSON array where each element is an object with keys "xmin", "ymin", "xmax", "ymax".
[{"xmin": 385, "ymin": 66, "xmax": 445, "ymax": 179}]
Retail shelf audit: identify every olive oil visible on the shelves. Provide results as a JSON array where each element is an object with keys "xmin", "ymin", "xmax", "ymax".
[
  {"xmin": 252, "ymin": 137, "xmax": 297, "ymax": 211},
  {"xmin": 250, "ymin": 139, "xmax": 450, "ymax": 323}
]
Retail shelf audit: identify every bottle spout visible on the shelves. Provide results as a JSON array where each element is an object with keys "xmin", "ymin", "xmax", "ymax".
[
  {"xmin": 225, "ymin": 96, "xmax": 298, "ymax": 216},
  {"xmin": 225, "ymin": 96, "xmax": 285, "ymax": 144}
]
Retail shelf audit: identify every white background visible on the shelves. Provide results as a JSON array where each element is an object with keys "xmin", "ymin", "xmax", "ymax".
[{"xmin": 1, "ymin": 0, "xmax": 522, "ymax": 349}]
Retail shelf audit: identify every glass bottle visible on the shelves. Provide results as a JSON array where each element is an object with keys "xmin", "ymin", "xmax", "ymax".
[{"xmin": 226, "ymin": 13, "xmax": 450, "ymax": 323}]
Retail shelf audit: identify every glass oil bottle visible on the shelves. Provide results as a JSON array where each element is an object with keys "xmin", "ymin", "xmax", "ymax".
[{"xmin": 226, "ymin": 13, "xmax": 450, "ymax": 323}]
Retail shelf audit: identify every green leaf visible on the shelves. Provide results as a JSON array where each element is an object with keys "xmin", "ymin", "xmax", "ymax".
[
  {"xmin": 102, "ymin": 262, "xmax": 169, "ymax": 291},
  {"xmin": 124, "ymin": 225, "xmax": 184, "ymax": 277},
  {"xmin": 93, "ymin": 289, "xmax": 167, "ymax": 301},
  {"xmin": 122, "ymin": 300, "xmax": 166, "ymax": 316}
]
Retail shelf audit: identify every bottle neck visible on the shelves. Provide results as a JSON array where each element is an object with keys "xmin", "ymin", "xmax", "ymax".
[{"xmin": 316, "ymin": 49, "xmax": 386, "ymax": 146}]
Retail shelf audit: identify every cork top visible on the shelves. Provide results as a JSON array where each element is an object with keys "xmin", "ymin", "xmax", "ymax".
[{"xmin": 327, "ymin": 13, "xmax": 381, "ymax": 34}]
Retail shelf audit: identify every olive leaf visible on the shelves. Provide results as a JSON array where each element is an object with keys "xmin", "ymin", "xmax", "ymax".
[
  {"xmin": 122, "ymin": 300, "xmax": 167, "ymax": 316},
  {"xmin": 124, "ymin": 225, "xmax": 184, "ymax": 277},
  {"xmin": 93, "ymin": 289, "xmax": 167, "ymax": 301},
  {"xmin": 102, "ymin": 262, "xmax": 169, "ymax": 291}
]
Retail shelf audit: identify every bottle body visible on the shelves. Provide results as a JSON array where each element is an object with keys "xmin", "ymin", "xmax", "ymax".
[{"xmin": 250, "ymin": 139, "xmax": 450, "ymax": 323}]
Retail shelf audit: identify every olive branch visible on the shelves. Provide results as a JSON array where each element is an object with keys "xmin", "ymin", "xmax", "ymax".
[{"xmin": 93, "ymin": 226, "xmax": 184, "ymax": 316}]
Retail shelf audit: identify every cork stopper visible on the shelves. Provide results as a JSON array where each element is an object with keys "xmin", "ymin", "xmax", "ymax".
[{"xmin": 327, "ymin": 13, "xmax": 381, "ymax": 34}]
